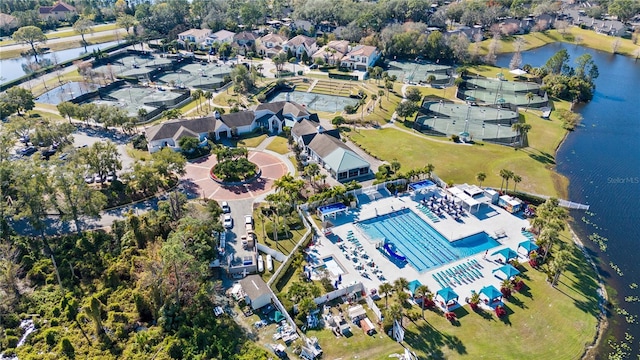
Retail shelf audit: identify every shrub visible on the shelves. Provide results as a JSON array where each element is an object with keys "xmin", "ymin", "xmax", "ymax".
[
  {"xmin": 451, "ymin": 134, "xmax": 460, "ymax": 142},
  {"xmin": 344, "ymin": 105, "xmax": 356, "ymax": 114},
  {"xmin": 297, "ymin": 70, "xmax": 303, "ymax": 75},
  {"xmin": 445, "ymin": 312, "xmax": 456, "ymax": 321},
  {"xmin": 44, "ymin": 328, "xmax": 59, "ymax": 347},
  {"xmin": 169, "ymin": 340, "xmax": 184, "ymax": 359},
  {"xmin": 529, "ymin": 259, "xmax": 538, "ymax": 268},
  {"xmin": 2, "ymin": 313, "xmax": 21, "ymax": 328},
  {"xmin": 5, "ymin": 335, "xmax": 19, "ymax": 348},
  {"xmin": 256, "ymin": 93, "xmax": 266, "ymax": 102},
  {"xmin": 495, "ymin": 305, "xmax": 507, "ymax": 318},
  {"xmin": 60, "ymin": 337, "xmax": 75, "ymax": 359}
]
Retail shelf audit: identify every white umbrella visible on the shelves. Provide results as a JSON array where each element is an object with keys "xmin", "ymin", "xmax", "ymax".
[{"xmin": 509, "ymin": 69, "xmax": 527, "ymax": 76}]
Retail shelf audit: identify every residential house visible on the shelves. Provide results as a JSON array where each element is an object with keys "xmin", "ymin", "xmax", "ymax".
[
  {"xmin": 340, "ymin": 45, "xmax": 381, "ymax": 71},
  {"xmin": 292, "ymin": 119, "xmax": 370, "ymax": 181},
  {"xmin": 257, "ymin": 33, "xmax": 288, "ymax": 57},
  {"xmin": 312, "ymin": 40, "xmax": 349, "ymax": 65},
  {"xmin": 145, "ymin": 101, "xmax": 312, "ymax": 152},
  {"xmin": 283, "ymin": 35, "xmax": 317, "ymax": 59},
  {"xmin": 177, "ymin": 29, "xmax": 212, "ymax": 49},
  {"xmin": 145, "ymin": 116, "xmax": 217, "ymax": 153},
  {"xmin": 204, "ymin": 29, "xmax": 236, "ymax": 47},
  {"xmin": 233, "ymin": 31, "xmax": 258, "ymax": 54},
  {"xmin": 239, "ymin": 275, "xmax": 272, "ymax": 310},
  {"xmin": 0, "ymin": 13, "xmax": 19, "ymax": 33},
  {"xmin": 38, "ymin": 1, "xmax": 76, "ymax": 21}
]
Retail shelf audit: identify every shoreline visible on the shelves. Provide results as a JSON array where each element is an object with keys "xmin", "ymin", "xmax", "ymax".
[{"xmin": 551, "ymin": 104, "xmax": 606, "ymax": 359}]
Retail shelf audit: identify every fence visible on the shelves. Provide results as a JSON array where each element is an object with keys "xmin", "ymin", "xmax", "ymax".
[
  {"xmin": 256, "ymin": 243, "xmax": 286, "ymax": 262},
  {"xmin": 313, "ymin": 282, "xmax": 365, "ymax": 305},
  {"xmin": 365, "ymin": 295, "xmax": 383, "ymax": 322}
]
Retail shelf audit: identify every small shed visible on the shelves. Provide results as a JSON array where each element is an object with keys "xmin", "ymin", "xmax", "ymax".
[
  {"xmin": 239, "ymin": 275, "xmax": 271, "ymax": 310},
  {"xmin": 348, "ymin": 305, "xmax": 367, "ymax": 322},
  {"xmin": 483, "ymin": 189, "xmax": 499, "ymax": 204},
  {"xmin": 498, "ymin": 195, "xmax": 522, "ymax": 213}
]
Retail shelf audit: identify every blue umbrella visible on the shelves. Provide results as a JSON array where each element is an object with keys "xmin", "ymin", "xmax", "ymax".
[
  {"xmin": 479, "ymin": 285, "xmax": 503, "ymax": 302},
  {"xmin": 407, "ymin": 280, "xmax": 422, "ymax": 295},
  {"xmin": 518, "ymin": 240, "xmax": 539, "ymax": 253},
  {"xmin": 493, "ymin": 264, "xmax": 520, "ymax": 279},
  {"xmin": 491, "ymin": 248, "xmax": 518, "ymax": 262},
  {"xmin": 436, "ymin": 287, "xmax": 459, "ymax": 303}
]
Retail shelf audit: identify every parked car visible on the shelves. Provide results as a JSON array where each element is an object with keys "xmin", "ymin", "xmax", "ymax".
[
  {"xmin": 84, "ymin": 175, "xmax": 94, "ymax": 184},
  {"xmin": 41, "ymin": 148, "xmax": 56, "ymax": 159},
  {"xmin": 106, "ymin": 173, "xmax": 116, "ymax": 182},
  {"xmin": 94, "ymin": 174, "xmax": 105, "ymax": 183},
  {"xmin": 58, "ymin": 153, "xmax": 69, "ymax": 161},
  {"xmin": 221, "ymin": 201, "xmax": 231, "ymax": 213},
  {"xmin": 245, "ymin": 215, "xmax": 253, "ymax": 225},
  {"xmin": 223, "ymin": 215, "xmax": 233, "ymax": 229}
]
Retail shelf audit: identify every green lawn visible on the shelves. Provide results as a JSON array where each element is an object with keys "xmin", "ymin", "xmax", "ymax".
[
  {"xmin": 265, "ymin": 135, "xmax": 290, "ymax": 154},
  {"xmin": 304, "ymin": 227, "xmax": 598, "ymax": 360},
  {"xmin": 349, "ymin": 127, "xmax": 566, "ymax": 197},
  {"xmin": 236, "ymin": 133, "xmax": 267, "ymax": 148}
]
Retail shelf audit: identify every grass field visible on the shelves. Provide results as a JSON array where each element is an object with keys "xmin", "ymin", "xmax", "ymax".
[
  {"xmin": 281, "ymin": 223, "xmax": 599, "ymax": 359},
  {"xmin": 474, "ymin": 27, "xmax": 640, "ymax": 58},
  {"xmin": 349, "ymin": 126, "xmax": 567, "ymax": 197},
  {"xmin": 265, "ymin": 135, "xmax": 290, "ymax": 154}
]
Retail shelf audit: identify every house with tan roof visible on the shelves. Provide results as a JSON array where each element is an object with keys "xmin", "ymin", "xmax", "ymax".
[
  {"xmin": 312, "ymin": 40, "xmax": 350, "ymax": 65},
  {"xmin": 257, "ymin": 33, "xmax": 288, "ymax": 57},
  {"xmin": 0, "ymin": 13, "xmax": 19, "ymax": 33},
  {"xmin": 283, "ymin": 35, "xmax": 317, "ymax": 59},
  {"xmin": 340, "ymin": 45, "xmax": 381, "ymax": 71},
  {"xmin": 204, "ymin": 29, "xmax": 236, "ymax": 47},
  {"xmin": 38, "ymin": 1, "xmax": 76, "ymax": 21},
  {"xmin": 177, "ymin": 29, "xmax": 212, "ymax": 47}
]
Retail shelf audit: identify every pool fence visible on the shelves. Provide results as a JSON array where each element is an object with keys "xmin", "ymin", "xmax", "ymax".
[
  {"xmin": 313, "ymin": 282, "xmax": 365, "ymax": 305},
  {"xmin": 365, "ymin": 295, "xmax": 383, "ymax": 322}
]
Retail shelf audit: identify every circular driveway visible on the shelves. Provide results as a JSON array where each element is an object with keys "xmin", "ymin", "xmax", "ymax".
[{"xmin": 181, "ymin": 151, "xmax": 290, "ymax": 201}]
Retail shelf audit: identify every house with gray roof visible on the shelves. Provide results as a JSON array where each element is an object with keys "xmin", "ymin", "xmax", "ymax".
[
  {"xmin": 292, "ymin": 120, "xmax": 370, "ymax": 181},
  {"xmin": 145, "ymin": 101, "xmax": 313, "ymax": 152}
]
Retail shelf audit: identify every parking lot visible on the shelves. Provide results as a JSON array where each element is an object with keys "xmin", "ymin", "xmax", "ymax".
[{"xmin": 71, "ymin": 125, "xmax": 135, "ymax": 173}]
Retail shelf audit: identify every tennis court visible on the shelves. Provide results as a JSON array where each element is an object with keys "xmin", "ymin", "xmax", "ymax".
[
  {"xmin": 386, "ymin": 60, "xmax": 452, "ymax": 84},
  {"xmin": 269, "ymin": 90, "xmax": 359, "ymax": 113},
  {"xmin": 156, "ymin": 62, "xmax": 233, "ymax": 89}
]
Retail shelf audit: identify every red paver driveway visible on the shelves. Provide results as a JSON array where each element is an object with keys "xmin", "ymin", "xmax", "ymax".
[{"xmin": 181, "ymin": 151, "xmax": 289, "ymax": 201}]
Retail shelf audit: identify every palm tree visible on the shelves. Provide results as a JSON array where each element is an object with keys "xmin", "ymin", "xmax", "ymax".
[
  {"xmin": 537, "ymin": 227, "xmax": 559, "ymax": 262},
  {"xmin": 415, "ymin": 285, "xmax": 431, "ymax": 318},
  {"xmin": 379, "ymin": 282, "xmax": 393, "ymax": 308},
  {"xmin": 512, "ymin": 174, "xmax": 522, "ymax": 192},
  {"xmin": 393, "ymin": 277, "xmax": 409, "ymax": 295},
  {"xmin": 204, "ymin": 91, "xmax": 213, "ymax": 112},
  {"xmin": 518, "ymin": 123, "xmax": 531, "ymax": 147},
  {"xmin": 476, "ymin": 172, "xmax": 486, "ymax": 187},
  {"xmin": 525, "ymin": 92, "xmax": 534, "ymax": 111},
  {"xmin": 500, "ymin": 278, "xmax": 514, "ymax": 298},
  {"xmin": 549, "ymin": 249, "xmax": 571, "ymax": 287},
  {"xmin": 424, "ymin": 163, "xmax": 435, "ymax": 179},
  {"xmin": 387, "ymin": 303, "xmax": 404, "ymax": 323},
  {"xmin": 390, "ymin": 159, "xmax": 401, "ymax": 174},
  {"xmin": 468, "ymin": 291, "xmax": 481, "ymax": 310},
  {"xmin": 499, "ymin": 169, "xmax": 511, "ymax": 192}
]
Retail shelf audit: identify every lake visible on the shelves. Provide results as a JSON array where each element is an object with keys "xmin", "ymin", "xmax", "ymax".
[
  {"xmin": 497, "ymin": 43, "xmax": 640, "ymax": 358},
  {"xmin": 0, "ymin": 40, "xmax": 121, "ymax": 85}
]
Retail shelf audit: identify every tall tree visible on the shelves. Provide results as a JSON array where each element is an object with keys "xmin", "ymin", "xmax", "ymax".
[
  {"xmin": 549, "ymin": 249, "xmax": 572, "ymax": 287},
  {"xmin": 13, "ymin": 26, "xmax": 46, "ymax": 61},
  {"xmin": 52, "ymin": 164, "xmax": 107, "ymax": 234},
  {"xmin": 79, "ymin": 141, "xmax": 122, "ymax": 181},
  {"xmin": 476, "ymin": 172, "xmax": 486, "ymax": 187},
  {"xmin": 73, "ymin": 18, "xmax": 95, "ymax": 49},
  {"xmin": 1, "ymin": 87, "xmax": 35, "ymax": 115},
  {"xmin": 379, "ymin": 282, "xmax": 393, "ymax": 308}
]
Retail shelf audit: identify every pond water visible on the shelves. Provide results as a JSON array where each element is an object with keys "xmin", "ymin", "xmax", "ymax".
[
  {"xmin": 36, "ymin": 81, "xmax": 100, "ymax": 105},
  {"xmin": 497, "ymin": 43, "xmax": 640, "ymax": 358},
  {"xmin": 0, "ymin": 40, "xmax": 121, "ymax": 85}
]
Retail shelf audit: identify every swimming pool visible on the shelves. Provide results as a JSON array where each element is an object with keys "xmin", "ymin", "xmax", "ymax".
[{"xmin": 358, "ymin": 209, "xmax": 499, "ymax": 272}]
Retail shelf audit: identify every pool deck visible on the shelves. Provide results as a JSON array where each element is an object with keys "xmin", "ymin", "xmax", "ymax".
[{"xmin": 306, "ymin": 191, "xmax": 531, "ymax": 304}]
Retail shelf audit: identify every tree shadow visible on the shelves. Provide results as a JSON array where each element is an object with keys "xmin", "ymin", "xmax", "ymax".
[
  {"xmin": 516, "ymin": 283, "xmax": 533, "ymax": 299},
  {"xmin": 474, "ymin": 308, "xmax": 496, "ymax": 321},
  {"xmin": 506, "ymin": 294, "xmax": 528, "ymax": 309},
  {"xmin": 498, "ymin": 304, "xmax": 514, "ymax": 326},
  {"xmin": 403, "ymin": 321, "xmax": 467, "ymax": 358}
]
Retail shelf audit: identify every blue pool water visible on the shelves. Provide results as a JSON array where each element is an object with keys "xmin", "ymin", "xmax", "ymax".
[{"xmin": 358, "ymin": 209, "xmax": 499, "ymax": 272}]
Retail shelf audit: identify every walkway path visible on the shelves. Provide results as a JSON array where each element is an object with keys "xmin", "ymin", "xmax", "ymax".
[
  {"xmin": 307, "ymin": 79, "xmax": 319, "ymax": 92},
  {"xmin": 254, "ymin": 135, "xmax": 276, "ymax": 151}
]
